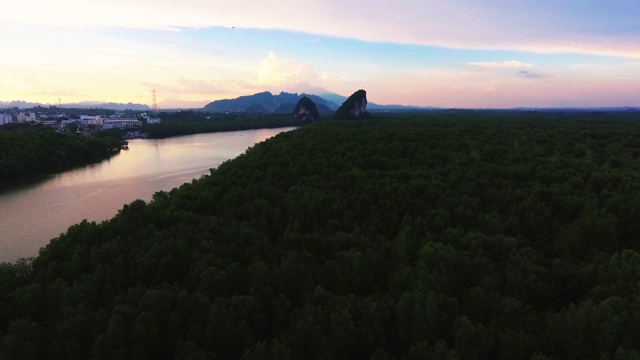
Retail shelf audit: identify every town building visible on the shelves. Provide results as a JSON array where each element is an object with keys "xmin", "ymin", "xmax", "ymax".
[
  {"xmin": 140, "ymin": 113, "xmax": 161, "ymax": 124},
  {"xmin": 0, "ymin": 113, "xmax": 13, "ymax": 125},
  {"xmin": 103, "ymin": 117, "xmax": 142, "ymax": 129},
  {"xmin": 42, "ymin": 119, "xmax": 59, "ymax": 127},
  {"xmin": 81, "ymin": 115, "xmax": 104, "ymax": 126},
  {"xmin": 17, "ymin": 112, "xmax": 36, "ymax": 123}
]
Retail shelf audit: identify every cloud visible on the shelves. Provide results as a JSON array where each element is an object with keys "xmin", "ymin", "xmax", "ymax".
[
  {"xmin": 6, "ymin": 0, "xmax": 640, "ymax": 58},
  {"xmin": 20, "ymin": 77, "xmax": 79, "ymax": 96},
  {"xmin": 468, "ymin": 61, "xmax": 549, "ymax": 80},
  {"xmin": 175, "ymin": 78, "xmax": 225, "ymax": 94},
  {"xmin": 484, "ymin": 80, "xmax": 497, "ymax": 93},
  {"xmin": 256, "ymin": 52, "xmax": 318, "ymax": 87},
  {"xmin": 517, "ymin": 70, "xmax": 545, "ymax": 79},
  {"xmin": 318, "ymin": 71, "xmax": 348, "ymax": 82},
  {"xmin": 253, "ymin": 53, "xmax": 354, "ymax": 95},
  {"xmin": 142, "ymin": 78, "xmax": 225, "ymax": 95},
  {"xmin": 468, "ymin": 61, "xmax": 533, "ymax": 69},
  {"xmin": 4, "ymin": 1, "xmax": 639, "ymax": 59}
]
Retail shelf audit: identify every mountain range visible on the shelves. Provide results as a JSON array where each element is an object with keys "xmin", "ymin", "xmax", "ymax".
[
  {"xmin": 202, "ymin": 91, "xmax": 447, "ymax": 113},
  {"xmin": 3, "ymin": 95, "xmax": 638, "ymax": 113},
  {"xmin": 0, "ymin": 101, "xmax": 150, "ymax": 111},
  {"xmin": 0, "ymin": 91, "xmax": 440, "ymax": 112},
  {"xmin": 202, "ymin": 91, "xmax": 340, "ymax": 113}
]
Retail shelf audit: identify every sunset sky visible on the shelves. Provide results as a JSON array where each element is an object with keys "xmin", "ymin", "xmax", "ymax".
[{"xmin": 2, "ymin": 0, "xmax": 639, "ymax": 108}]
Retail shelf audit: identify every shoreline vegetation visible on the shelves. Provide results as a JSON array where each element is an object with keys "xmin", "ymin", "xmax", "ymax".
[
  {"xmin": 142, "ymin": 112, "xmax": 303, "ymax": 139},
  {"xmin": 0, "ymin": 125, "xmax": 126, "ymax": 188},
  {"xmin": 0, "ymin": 113, "xmax": 301, "ymax": 190},
  {"xmin": 3, "ymin": 112, "xmax": 640, "ymax": 358}
]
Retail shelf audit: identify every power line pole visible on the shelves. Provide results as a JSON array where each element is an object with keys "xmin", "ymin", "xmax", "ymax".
[{"xmin": 152, "ymin": 89, "xmax": 158, "ymax": 111}]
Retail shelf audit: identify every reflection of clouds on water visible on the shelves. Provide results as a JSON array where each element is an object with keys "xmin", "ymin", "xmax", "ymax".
[{"xmin": 153, "ymin": 167, "xmax": 211, "ymax": 181}]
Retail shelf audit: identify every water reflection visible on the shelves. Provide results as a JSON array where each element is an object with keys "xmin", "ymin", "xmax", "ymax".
[{"xmin": 0, "ymin": 127, "xmax": 295, "ymax": 262}]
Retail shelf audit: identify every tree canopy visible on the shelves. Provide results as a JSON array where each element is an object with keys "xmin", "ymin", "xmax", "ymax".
[
  {"xmin": 143, "ymin": 112, "xmax": 301, "ymax": 139},
  {"xmin": 0, "ymin": 124, "xmax": 124, "ymax": 185},
  {"xmin": 2, "ymin": 112, "xmax": 640, "ymax": 359}
]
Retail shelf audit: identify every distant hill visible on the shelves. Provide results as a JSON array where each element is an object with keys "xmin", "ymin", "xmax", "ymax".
[
  {"xmin": 367, "ymin": 103, "xmax": 442, "ymax": 112},
  {"xmin": 0, "ymin": 100, "xmax": 150, "ymax": 111},
  {"xmin": 335, "ymin": 89, "xmax": 370, "ymax": 120},
  {"xmin": 317, "ymin": 92, "xmax": 347, "ymax": 106},
  {"xmin": 0, "ymin": 100, "xmax": 44, "ymax": 109},
  {"xmin": 202, "ymin": 92, "xmax": 340, "ymax": 113},
  {"xmin": 317, "ymin": 103, "xmax": 335, "ymax": 115},
  {"xmin": 245, "ymin": 102, "xmax": 267, "ymax": 113},
  {"xmin": 273, "ymin": 103, "xmax": 296, "ymax": 114},
  {"xmin": 319, "ymin": 92, "xmax": 439, "ymax": 112},
  {"xmin": 0, "ymin": 94, "xmax": 442, "ymax": 113},
  {"xmin": 85, "ymin": 102, "xmax": 150, "ymax": 111},
  {"xmin": 509, "ymin": 107, "xmax": 640, "ymax": 113},
  {"xmin": 293, "ymin": 96, "xmax": 320, "ymax": 123}
]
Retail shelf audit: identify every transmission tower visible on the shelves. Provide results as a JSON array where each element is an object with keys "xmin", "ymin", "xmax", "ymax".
[{"xmin": 151, "ymin": 89, "xmax": 158, "ymax": 111}]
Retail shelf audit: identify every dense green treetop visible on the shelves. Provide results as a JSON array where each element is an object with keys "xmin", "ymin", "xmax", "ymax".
[
  {"xmin": 0, "ymin": 124, "xmax": 124, "ymax": 186},
  {"xmin": 3, "ymin": 112, "xmax": 640, "ymax": 359},
  {"xmin": 143, "ymin": 112, "xmax": 301, "ymax": 139}
]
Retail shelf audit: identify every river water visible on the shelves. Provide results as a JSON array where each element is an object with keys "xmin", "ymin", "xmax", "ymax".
[{"xmin": 0, "ymin": 127, "xmax": 296, "ymax": 263}]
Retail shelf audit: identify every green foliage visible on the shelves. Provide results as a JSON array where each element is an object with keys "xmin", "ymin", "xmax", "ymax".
[
  {"xmin": 3, "ymin": 112, "xmax": 640, "ymax": 358},
  {"xmin": 143, "ymin": 111, "xmax": 302, "ymax": 138},
  {"xmin": 0, "ymin": 125, "xmax": 124, "ymax": 185}
]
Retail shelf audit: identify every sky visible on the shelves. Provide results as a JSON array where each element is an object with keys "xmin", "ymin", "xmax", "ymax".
[{"xmin": 1, "ymin": 0, "xmax": 639, "ymax": 109}]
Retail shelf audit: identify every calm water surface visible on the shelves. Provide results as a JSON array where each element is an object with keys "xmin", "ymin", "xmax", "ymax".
[{"xmin": 0, "ymin": 127, "xmax": 296, "ymax": 262}]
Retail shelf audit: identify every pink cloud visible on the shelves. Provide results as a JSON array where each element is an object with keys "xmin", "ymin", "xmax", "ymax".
[{"xmin": 6, "ymin": 0, "xmax": 639, "ymax": 59}]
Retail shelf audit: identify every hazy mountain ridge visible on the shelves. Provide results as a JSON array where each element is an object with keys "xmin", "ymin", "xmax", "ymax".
[
  {"xmin": 7, "ymin": 94, "xmax": 634, "ymax": 113},
  {"xmin": 0, "ymin": 101, "xmax": 150, "ymax": 111},
  {"xmin": 202, "ymin": 91, "xmax": 340, "ymax": 113}
]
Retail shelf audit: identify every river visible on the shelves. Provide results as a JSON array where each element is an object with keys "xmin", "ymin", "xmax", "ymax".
[{"xmin": 0, "ymin": 127, "xmax": 296, "ymax": 263}]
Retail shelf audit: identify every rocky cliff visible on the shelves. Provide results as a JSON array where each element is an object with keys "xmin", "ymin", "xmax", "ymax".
[
  {"xmin": 293, "ymin": 96, "xmax": 320, "ymax": 123},
  {"xmin": 334, "ymin": 89, "xmax": 370, "ymax": 120}
]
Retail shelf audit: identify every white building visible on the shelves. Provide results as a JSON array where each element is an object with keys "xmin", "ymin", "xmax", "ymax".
[
  {"xmin": 80, "ymin": 115, "xmax": 104, "ymax": 126},
  {"xmin": 0, "ymin": 113, "xmax": 12, "ymax": 125},
  {"xmin": 17, "ymin": 112, "xmax": 36, "ymax": 123},
  {"xmin": 103, "ymin": 117, "xmax": 142, "ymax": 129},
  {"xmin": 42, "ymin": 119, "xmax": 59, "ymax": 127},
  {"xmin": 140, "ymin": 112, "xmax": 160, "ymax": 124},
  {"xmin": 87, "ymin": 118, "xmax": 104, "ymax": 126}
]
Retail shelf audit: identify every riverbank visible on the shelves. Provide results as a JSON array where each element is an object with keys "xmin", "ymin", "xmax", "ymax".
[
  {"xmin": 0, "ymin": 127, "xmax": 296, "ymax": 262},
  {"xmin": 143, "ymin": 112, "xmax": 302, "ymax": 138},
  {"xmin": 0, "ymin": 125, "xmax": 126, "ymax": 187}
]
